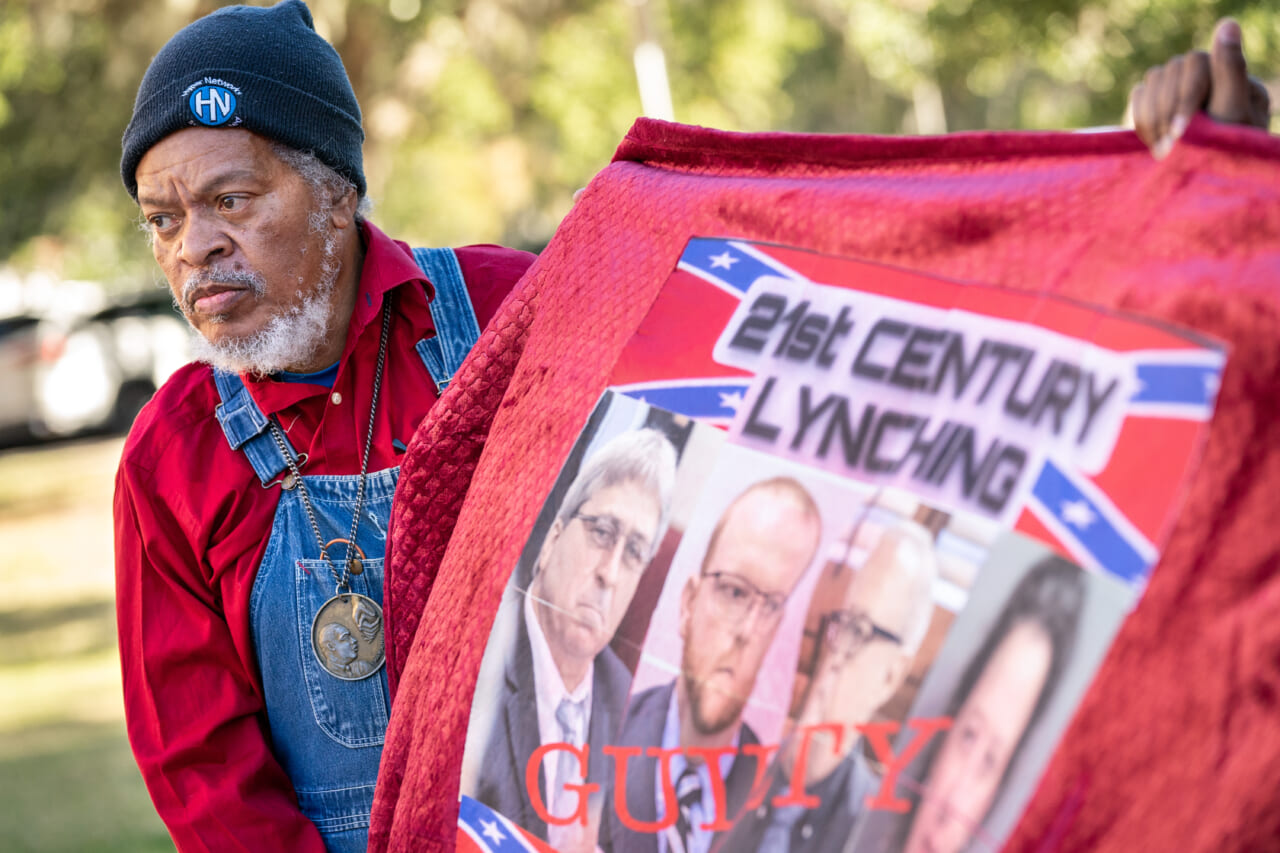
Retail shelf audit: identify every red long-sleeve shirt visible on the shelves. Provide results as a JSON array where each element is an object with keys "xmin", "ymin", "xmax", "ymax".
[{"xmin": 114, "ymin": 221, "xmax": 534, "ymax": 852}]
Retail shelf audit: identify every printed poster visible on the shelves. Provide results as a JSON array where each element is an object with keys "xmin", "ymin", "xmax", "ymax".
[{"xmin": 456, "ymin": 239, "xmax": 1223, "ymax": 853}]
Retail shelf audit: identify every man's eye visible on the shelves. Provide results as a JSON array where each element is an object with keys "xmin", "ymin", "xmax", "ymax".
[
  {"xmin": 148, "ymin": 214, "xmax": 174, "ymax": 231},
  {"xmin": 586, "ymin": 521, "xmax": 615, "ymax": 547},
  {"xmin": 624, "ymin": 539, "xmax": 648, "ymax": 568},
  {"xmin": 218, "ymin": 195, "xmax": 245, "ymax": 212}
]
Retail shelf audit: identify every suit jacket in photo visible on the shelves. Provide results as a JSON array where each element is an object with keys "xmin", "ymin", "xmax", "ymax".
[
  {"xmin": 472, "ymin": 601, "xmax": 634, "ymax": 840},
  {"xmin": 717, "ymin": 748, "xmax": 880, "ymax": 853},
  {"xmin": 599, "ymin": 681, "xmax": 764, "ymax": 853}
]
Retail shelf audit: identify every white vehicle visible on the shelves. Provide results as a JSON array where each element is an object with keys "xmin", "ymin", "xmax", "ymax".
[{"xmin": 0, "ymin": 291, "xmax": 191, "ymax": 444}]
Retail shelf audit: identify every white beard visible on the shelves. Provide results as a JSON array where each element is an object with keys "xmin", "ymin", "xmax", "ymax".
[
  {"xmin": 185, "ymin": 229, "xmax": 342, "ymax": 377},
  {"xmin": 189, "ymin": 286, "xmax": 334, "ymax": 377}
]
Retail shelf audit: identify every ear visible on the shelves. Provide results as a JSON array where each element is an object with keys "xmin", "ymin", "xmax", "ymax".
[
  {"xmin": 532, "ymin": 518, "xmax": 565, "ymax": 588},
  {"xmin": 678, "ymin": 576, "xmax": 698, "ymax": 644},
  {"xmin": 328, "ymin": 186, "xmax": 360, "ymax": 230},
  {"xmin": 878, "ymin": 650, "xmax": 912, "ymax": 703}
]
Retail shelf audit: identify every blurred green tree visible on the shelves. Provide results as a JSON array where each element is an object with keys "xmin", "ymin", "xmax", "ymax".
[{"xmin": 0, "ymin": 0, "xmax": 1274, "ymax": 290}]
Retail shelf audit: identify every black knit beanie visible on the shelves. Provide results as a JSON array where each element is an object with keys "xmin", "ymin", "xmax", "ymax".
[{"xmin": 121, "ymin": 0, "xmax": 364, "ymax": 200}]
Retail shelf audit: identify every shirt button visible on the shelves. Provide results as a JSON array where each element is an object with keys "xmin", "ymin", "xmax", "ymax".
[
  {"xmin": 756, "ymin": 805, "xmax": 768, "ymax": 819},
  {"xmin": 801, "ymin": 824, "xmax": 813, "ymax": 840},
  {"xmin": 330, "ymin": 391, "xmax": 342, "ymax": 405}
]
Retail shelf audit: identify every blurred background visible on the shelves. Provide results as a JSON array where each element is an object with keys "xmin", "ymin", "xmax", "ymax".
[{"xmin": 0, "ymin": 0, "xmax": 1275, "ymax": 849}]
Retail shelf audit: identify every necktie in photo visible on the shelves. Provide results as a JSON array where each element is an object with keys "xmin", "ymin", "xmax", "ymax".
[
  {"xmin": 552, "ymin": 695, "xmax": 586, "ymax": 819},
  {"xmin": 674, "ymin": 765, "xmax": 704, "ymax": 853}
]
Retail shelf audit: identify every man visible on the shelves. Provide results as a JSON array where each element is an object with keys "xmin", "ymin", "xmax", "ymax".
[
  {"xmin": 317, "ymin": 623, "xmax": 378, "ymax": 680},
  {"xmin": 724, "ymin": 520, "xmax": 938, "ymax": 853},
  {"xmin": 600, "ymin": 476, "xmax": 823, "ymax": 853},
  {"xmin": 468, "ymin": 427, "xmax": 678, "ymax": 849},
  {"xmin": 112, "ymin": 2, "xmax": 533, "ymax": 851}
]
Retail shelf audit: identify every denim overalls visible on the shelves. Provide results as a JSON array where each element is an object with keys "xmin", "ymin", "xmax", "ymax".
[{"xmin": 213, "ymin": 249, "xmax": 480, "ymax": 852}]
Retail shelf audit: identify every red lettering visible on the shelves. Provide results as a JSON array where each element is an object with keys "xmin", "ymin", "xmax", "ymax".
[
  {"xmin": 603, "ymin": 744, "xmax": 682, "ymax": 833},
  {"xmin": 860, "ymin": 717, "xmax": 952, "ymax": 812},
  {"xmin": 740, "ymin": 742, "xmax": 781, "ymax": 812},
  {"xmin": 684, "ymin": 746, "xmax": 737, "ymax": 831},
  {"xmin": 773, "ymin": 723, "xmax": 845, "ymax": 809},
  {"xmin": 525, "ymin": 741, "xmax": 600, "ymax": 827}
]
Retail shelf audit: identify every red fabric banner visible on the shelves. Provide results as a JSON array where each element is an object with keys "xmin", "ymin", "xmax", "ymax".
[{"xmin": 373, "ymin": 116, "xmax": 1280, "ymax": 853}]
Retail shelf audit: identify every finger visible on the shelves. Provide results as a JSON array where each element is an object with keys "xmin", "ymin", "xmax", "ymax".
[
  {"xmin": 1171, "ymin": 50, "xmax": 1211, "ymax": 140},
  {"xmin": 1247, "ymin": 77, "xmax": 1272, "ymax": 131},
  {"xmin": 1208, "ymin": 18, "xmax": 1252, "ymax": 123},
  {"xmin": 1153, "ymin": 55, "xmax": 1185, "ymax": 143},
  {"xmin": 1129, "ymin": 82, "xmax": 1149, "ymax": 142},
  {"xmin": 1132, "ymin": 72, "xmax": 1159, "ymax": 146}
]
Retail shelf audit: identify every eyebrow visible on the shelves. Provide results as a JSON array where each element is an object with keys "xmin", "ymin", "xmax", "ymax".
[
  {"xmin": 202, "ymin": 169, "xmax": 261, "ymax": 194},
  {"xmin": 137, "ymin": 168, "xmax": 263, "ymax": 208}
]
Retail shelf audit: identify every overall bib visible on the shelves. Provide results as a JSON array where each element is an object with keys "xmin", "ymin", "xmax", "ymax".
[{"xmin": 213, "ymin": 249, "xmax": 479, "ymax": 852}]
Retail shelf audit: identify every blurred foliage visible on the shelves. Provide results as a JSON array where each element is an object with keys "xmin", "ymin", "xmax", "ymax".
[{"xmin": 0, "ymin": 0, "xmax": 1275, "ymax": 290}]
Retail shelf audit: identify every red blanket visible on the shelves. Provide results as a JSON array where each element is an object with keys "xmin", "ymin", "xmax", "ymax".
[{"xmin": 373, "ymin": 117, "xmax": 1280, "ymax": 853}]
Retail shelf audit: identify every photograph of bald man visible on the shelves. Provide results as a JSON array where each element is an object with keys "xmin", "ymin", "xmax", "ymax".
[
  {"xmin": 471, "ymin": 427, "xmax": 678, "ymax": 849},
  {"xmin": 601, "ymin": 476, "xmax": 823, "ymax": 853},
  {"xmin": 724, "ymin": 520, "xmax": 939, "ymax": 852}
]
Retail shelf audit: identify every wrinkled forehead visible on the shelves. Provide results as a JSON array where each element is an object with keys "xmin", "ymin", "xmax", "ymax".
[{"xmin": 134, "ymin": 128, "xmax": 288, "ymax": 201}]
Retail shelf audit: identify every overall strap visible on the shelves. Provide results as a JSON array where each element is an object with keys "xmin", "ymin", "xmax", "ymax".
[
  {"xmin": 213, "ymin": 368, "xmax": 297, "ymax": 486},
  {"xmin": 411, "ymin": 247, "xmax": 482, "ymax": 394}
]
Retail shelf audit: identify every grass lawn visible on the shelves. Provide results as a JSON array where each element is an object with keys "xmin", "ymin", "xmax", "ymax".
[
  {"xmin": 0, "ymin": 720, "xmax": 175, "ymax": 852},
  {"xmin": 0, "ymin": 436, "xmax": 175, "ymax": 852}
]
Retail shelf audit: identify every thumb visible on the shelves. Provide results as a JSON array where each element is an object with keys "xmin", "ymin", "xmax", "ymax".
[{"xmin": 1208, "ymin": 18, "xmax": 1253, "ymax": 123}]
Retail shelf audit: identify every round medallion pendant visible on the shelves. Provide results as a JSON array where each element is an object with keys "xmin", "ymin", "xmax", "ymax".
[{"xmin": 310, "ymin": 593, "xmax": 386, "ymax": 681}]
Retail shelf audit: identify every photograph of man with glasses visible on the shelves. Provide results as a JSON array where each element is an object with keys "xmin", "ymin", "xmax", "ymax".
[
  {"xmin": 600, "ymin": 475, "xmax": 823, "ymax": 853},
  {"xmin": 465, "ymin": 425, "xmax": 679, "ymax": 851},
  {"xmin": 720, "ymin": 519, "xmax": 938, "ymax": 853}
]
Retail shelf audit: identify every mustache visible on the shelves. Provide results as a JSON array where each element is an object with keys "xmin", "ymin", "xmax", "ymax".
[{"xmin": 180, "ymin": 266, "xmax": 266, "ymax": 312}]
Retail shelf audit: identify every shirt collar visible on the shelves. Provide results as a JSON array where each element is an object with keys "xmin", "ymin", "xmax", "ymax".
[{"xmin": 345, "ymin": 219, "xmax": 429, "ymax": 346}]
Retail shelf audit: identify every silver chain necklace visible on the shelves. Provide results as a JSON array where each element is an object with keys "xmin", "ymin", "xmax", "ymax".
[{"xmin": 268, "ymin": 294, "xmax": 392, "ymax": 681}]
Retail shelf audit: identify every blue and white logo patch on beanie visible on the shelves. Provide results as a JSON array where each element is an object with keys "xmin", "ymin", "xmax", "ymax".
[{"xmin": 188, "ymin": 85, "xmax": 237, "ymax": 126}]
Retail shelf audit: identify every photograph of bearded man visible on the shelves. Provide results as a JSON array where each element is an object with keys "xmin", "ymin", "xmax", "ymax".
[{"xmin": 600, "ymin": 475, "xmax": 823, "ymax": 853}]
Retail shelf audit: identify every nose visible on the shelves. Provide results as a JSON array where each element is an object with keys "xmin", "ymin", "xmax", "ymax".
[
  {"xmin": 176, "ymin": 207, "xmax": 232, "ymax": 268},
  {"xmin": 742, "ymin": 595, "xmax": 777, "ymax": 632},
  {"xmin": 594, "ymin": 541, "xmax": 626, "ymax": 588},
  {"xmin": 735, "ymin": 609, "xmax": 757, "ymax": 642}
]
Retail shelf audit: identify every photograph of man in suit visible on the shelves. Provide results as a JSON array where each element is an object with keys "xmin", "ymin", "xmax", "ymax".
[
  {"xmin": 601, "ymin": 476, "xmax": 823, "ymax": 853},
  {"xmin": 723, "ymin": 519, "xmax": 938, "ymax": 852},
  {"xmin": 471, "ymin": 427, "xmax": 679, "ymax": 850}
]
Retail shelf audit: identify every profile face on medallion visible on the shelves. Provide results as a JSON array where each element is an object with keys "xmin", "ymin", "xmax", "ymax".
[{"xmin": 311, "ymin": 593, "xmax": 385, "ymax": 680}]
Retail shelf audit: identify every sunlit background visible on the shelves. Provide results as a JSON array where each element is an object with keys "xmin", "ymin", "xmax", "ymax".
[{"xmin": 0, "ymin": 0, "xmax": 1275, "ymax": 849}]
